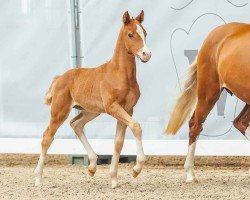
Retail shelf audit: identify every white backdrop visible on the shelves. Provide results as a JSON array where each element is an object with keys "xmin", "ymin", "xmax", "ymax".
[
  {"xmin": 0, "ymin": 0, "xmax": 250, "ymax": 155},
  {"xmin": 0, "ymin": 0, "xmax": 75, "ymax": 138},
  {"xmin": 80, "ymin": 0, "xmax": 249, "ymax": 140}
]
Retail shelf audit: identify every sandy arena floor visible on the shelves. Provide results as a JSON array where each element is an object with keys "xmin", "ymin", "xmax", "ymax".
[{"xmin": 0, "ymin": 154, "xmax": 249, "ymax": 200}]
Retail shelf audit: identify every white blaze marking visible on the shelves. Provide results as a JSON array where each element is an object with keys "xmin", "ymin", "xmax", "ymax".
[
  {"xmin": 136, "ymin": 24, "xmax": 149, "ymax": 53},
  {"xmin": 136, "ymin": 24, "xmax": 146, "ymax": 46}
]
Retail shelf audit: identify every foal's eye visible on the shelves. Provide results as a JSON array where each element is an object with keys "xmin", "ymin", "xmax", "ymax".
[{"xmin": 128, "ymin": 33, "xmax": 133, "ymax": 38}]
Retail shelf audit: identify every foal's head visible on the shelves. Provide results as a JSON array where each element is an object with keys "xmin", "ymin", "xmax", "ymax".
[{"xmin": 122, "ymin": 11, "xmax": 151, "ymax": 63}]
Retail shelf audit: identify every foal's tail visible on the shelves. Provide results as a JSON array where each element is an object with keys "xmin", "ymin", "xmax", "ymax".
[
  {"xmin": 165, "ymin": 58, "xmax": 198, "ymax": 135},
  {"xmin": 44, "ymin": 75, "xmax": 60, "ymax": 106}
]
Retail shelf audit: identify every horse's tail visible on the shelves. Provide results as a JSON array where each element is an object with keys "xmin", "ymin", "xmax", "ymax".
[
  {"xmin": 165, "ymin": 58, "xmax": 198, "ymax": 135},
  {"xmin": 44, "ymin": 75, "xmax": 60, "ymax": 106}
]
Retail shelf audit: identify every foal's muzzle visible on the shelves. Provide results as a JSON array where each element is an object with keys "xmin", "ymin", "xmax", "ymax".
[{"xmin": 137, "ymin": 50, "xmax": 151, "ymax": 63}]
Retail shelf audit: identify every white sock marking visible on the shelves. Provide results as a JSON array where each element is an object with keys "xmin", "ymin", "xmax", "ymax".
[
  {"xmin": 79, "ymin": 134, "xmax": 97, "ymax": 162},
  {"xmin": 110, "ymin": 153, "xmax": 119, "ymax": 188},
  {"xmin": 135, "ymin": 139, "xmax": 146, "ymax": 162},
  {"xmin": 34, "ymin": 154, "xmax": 45, "ymax": 186},
  {"xmin": 35, "ymin": 155, "xmax": 45, "ymax": 174},
  {"xmin": 184, "ymin": 142, "xmax": 196, "ymax": 182},
  {"xmin": 133, "ymin": 138, "xmax": 146, "ymax": 173},
  {"xmin": 72, "ymin": 118, "xmax": 97, "ymax": 164}
]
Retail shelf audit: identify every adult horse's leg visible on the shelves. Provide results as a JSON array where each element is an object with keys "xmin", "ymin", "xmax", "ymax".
[
  {"xmin": 106, "ymin": 103, "xmax": 146, "ymax": 178},
  {"xmin": 233, "ymin": 104, "xmax": 250, "ymax": 140},
  {"xmin": 70, "ymin": 111, "xmax": 99, "ymax": 176},
  {"xmin": 184, "ymin": 86, "xmax": 220, "ymax": 183},
  {"xmin": 234, "ymin": 104, "xmax": 250, "ymax": 178},
  {"xmin": 34, "ymin": 93, "xmax": 72, "ymax": 186},
  {"xmin": 109, "ymin": 120, "xmax": 127, "ymax": 188}
]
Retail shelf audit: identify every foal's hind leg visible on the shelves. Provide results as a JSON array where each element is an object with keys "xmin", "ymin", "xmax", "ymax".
[
  {"xmin": 70, "ymin": 111, "xmax": 99, "ymax": 176},
  {"xmin": 185, "ymin": 85, "xmax": 220, "ymax": 183},
  {"xmin": 109, "ymin": 120, "xmax": 127, "ymax": 188},
  {"xmin": 34, "ymin": 94, "xmax": 72, "ymax": 186}
]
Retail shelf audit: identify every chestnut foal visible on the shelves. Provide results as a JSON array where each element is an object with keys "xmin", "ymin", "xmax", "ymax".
[
  {"xmin": 166, "ymin": 22, "xmax": 250, "ymax": 183},
  {"xmin": 34, "ymin": 11, "xmax": 151, "ymax": 188}
]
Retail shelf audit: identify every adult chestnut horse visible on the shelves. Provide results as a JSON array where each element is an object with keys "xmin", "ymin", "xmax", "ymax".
[
  {"xmin": 34, "ymin": 11, "xmax": 151, "ymax": 189},
  {"xmin": 166, "ymin": 22, "xmax": 250, "ymax": 183}
]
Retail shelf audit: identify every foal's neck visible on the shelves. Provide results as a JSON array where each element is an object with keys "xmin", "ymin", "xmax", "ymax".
[{"xmin": 109, "ymin": 28, "xmax": 137, "ymax": 80}]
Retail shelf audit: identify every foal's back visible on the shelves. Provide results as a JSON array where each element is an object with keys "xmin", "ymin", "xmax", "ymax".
[{"xmin": 52, "ymin": 63, "xmax": 107, "ymax": 112}]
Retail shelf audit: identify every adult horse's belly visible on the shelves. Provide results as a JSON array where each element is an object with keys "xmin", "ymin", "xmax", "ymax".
[{"xmin": 218, "ymin": 32, "xmax": 250, "ymax": 104}]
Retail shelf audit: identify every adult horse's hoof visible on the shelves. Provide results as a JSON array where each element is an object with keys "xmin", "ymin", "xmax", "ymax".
[{"xmin": 185, "ymin": 178, "xmax": 198, "ymax": 183}]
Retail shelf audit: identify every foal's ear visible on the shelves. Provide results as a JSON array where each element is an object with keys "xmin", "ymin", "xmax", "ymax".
[
  {"xmin": 135, "ymin": 10, "xmax": 144, "ymax": 23},
  {"xmin": 123, "ymin": 11, "xmax": 131, "ymax": 24}
]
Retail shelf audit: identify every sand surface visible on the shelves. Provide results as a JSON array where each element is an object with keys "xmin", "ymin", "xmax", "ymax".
[{"xmin": 0, "ymin": 154, "xmax": 249, "ymax": 200}]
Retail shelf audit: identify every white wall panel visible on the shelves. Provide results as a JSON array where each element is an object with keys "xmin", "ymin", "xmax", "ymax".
[
  {"xmin": 0, "ymin": 0, "xmax": 74, "ymax": 138},
  {"xmin": 0, "ymin": 0, "xmax": 249, "ymax": 145},
  {"xmin": 79, "ymin": 0, "xmax": 250, "ymax": 140}
]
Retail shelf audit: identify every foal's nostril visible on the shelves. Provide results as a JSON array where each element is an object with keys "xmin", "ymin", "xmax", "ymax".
[
  {"xmin": 142, "ymin": 51, "xmax": 151, "ymax": 60},
  {"xmin": 142, "ymin": 51, "xmax": 151, "ymax": 57}
]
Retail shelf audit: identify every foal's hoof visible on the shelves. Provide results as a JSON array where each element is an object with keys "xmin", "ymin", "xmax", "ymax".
[
  {"xmin": 185, "ymin": 178, "xmax": 198, "ymax": 183},
  {"xmin": 111, "ymin": 179, "xmax": 118, "ymax": 189},
  {"xmin": 88, "ymin": 168, "xmax": 96, "ymax": 177},
  {"xmin": 35, "ymin": 179, "xmax": 42, "ymax": 187},
  {"xmin": 132, "ymin": 169, "xmax": 140, "ymax": 178},
  {"xmin": 88, "ymin": 169, "xmax": 96, "ymax": 176}
]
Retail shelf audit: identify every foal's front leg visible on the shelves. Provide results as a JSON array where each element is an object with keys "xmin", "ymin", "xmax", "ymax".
[
  {"xmin": 106, "ymin": 103, "xmax": 146, "ymax": 179},
  {"xmin": 110, "ymin": 121, "xmax": 127, "ymax": 188}
]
